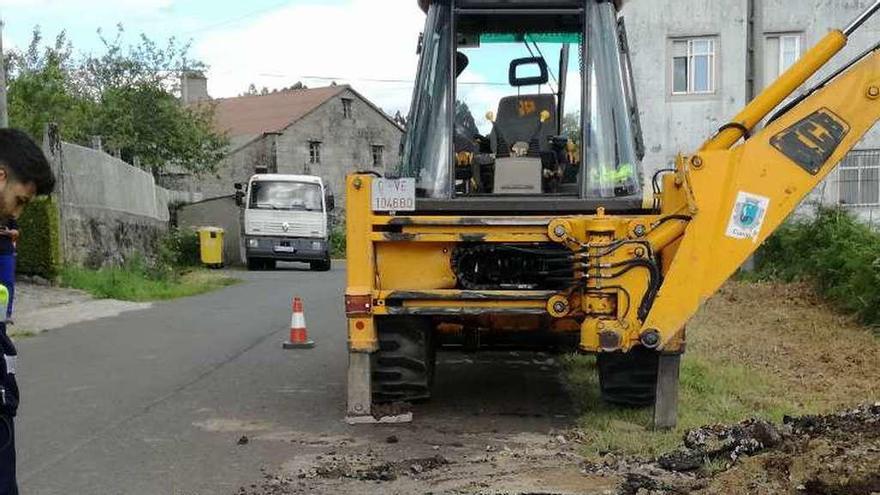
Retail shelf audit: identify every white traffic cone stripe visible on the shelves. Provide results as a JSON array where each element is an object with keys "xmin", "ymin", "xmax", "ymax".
[{"xmin": 291, "ymin": 311, "xmax": 306, "ymax": 330}]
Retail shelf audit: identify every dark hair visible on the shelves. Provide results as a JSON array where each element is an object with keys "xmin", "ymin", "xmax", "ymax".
[{"xmin": 0, "ymin": 128, "xmax": 56, "ymax": 196}]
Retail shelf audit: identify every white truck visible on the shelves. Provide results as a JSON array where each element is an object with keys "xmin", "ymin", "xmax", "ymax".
[{"xmin": 235, "ymin": 174, "xmax": 334, "ymax": 271}]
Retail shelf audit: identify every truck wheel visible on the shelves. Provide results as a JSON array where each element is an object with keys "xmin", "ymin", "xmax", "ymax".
[
  {"xmin": 310, "ymin": 259, "xmax": 331, "ymax": 272},
  {"xmin": 247, "ymin": 257, "xmax": 261, "ymax": 271},
  {"xmin": 264, "ymin": 259, "xmax": 276, "ymax": 270},
  {"xmin": 372, "ymin": 316, "xmax": 436, "ymax": 404},
  {"xmin": 597, "ymin": 346, "xmax": 659, "ymax": 407}
]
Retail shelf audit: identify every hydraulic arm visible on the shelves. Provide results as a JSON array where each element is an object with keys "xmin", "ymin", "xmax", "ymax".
[{"xmin": 645, "ymin": 0, "xmax": 880, "ymax": 347}]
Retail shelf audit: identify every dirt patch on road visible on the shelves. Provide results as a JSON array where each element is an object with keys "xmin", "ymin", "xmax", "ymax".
[{"xmin": 236, "ymin": 428, "xmax": 616, "ymax": 495}]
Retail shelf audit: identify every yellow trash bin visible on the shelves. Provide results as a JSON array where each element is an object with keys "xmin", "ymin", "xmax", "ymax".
[{"xmin": 198, "ymin": 227, "xmax": 225, "ymax": 268}]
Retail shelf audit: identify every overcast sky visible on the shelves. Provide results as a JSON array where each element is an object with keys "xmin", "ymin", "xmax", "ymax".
[{"xmin": 0, "ymin": 0, "xmax": 425, "ymax": 115}]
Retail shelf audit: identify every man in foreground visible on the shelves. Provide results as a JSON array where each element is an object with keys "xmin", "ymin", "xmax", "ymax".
[{"xmin": 0, "ymin": 129, "xmax": 56, "ymax": 495}]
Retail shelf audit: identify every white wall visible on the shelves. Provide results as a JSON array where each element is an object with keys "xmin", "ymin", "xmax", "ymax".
[{"xmin": 623, "ymin": 0, "xmax": 748, "ymax": 170}]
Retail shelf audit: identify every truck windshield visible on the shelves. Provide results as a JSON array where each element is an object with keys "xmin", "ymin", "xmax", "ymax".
[{"xmin": 249, "ymin": 181, "xmax": 323, "ymax": 212}]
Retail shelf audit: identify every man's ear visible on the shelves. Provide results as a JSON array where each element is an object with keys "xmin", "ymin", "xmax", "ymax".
[{"xmin": 0, "ymin": 168, "xmax": 7, "ymax": 189}]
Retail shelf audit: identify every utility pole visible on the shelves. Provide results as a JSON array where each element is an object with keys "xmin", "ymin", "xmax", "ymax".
[{"xmin": 0, "ymin": 16, "xmax": 8, "ymax": 128}]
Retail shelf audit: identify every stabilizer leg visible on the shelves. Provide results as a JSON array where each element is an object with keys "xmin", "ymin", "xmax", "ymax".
[
  {"xmin": 346, "ymin": 351, "xmax": 372, "ymax": 420},
  {"xmin": 653, "ymin": 353, "xmax": 681, "ymax": 429}
]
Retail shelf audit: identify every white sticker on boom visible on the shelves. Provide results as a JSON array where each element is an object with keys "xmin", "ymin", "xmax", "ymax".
[
  {"xmin": 725, "ymin": 191, "xmax": 770, "ymax": 242},
  {"xmin": 372, "ymin": 178, "xmax": 416, "ymax": 212}
]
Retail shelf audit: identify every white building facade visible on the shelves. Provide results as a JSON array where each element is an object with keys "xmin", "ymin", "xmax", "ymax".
[{"xmin": 623, "ymin": 0, "xmax": 880, "ymax": 221}]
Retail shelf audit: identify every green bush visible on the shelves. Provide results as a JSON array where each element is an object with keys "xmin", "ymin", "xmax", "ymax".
[
  {"xmin": 17, "ymin": 196, "xmax": 62, "ymax": 279},
  {"xmin": 158, "ymin": 227, "xmax": 200, "ymax": 269},
  {"xmin": 754, "ymin": 207, "xmax": 880, "ymax": 324},
  {"xmin": 330, "ymin": 224, "xmax": 346, "ymax": 259}
]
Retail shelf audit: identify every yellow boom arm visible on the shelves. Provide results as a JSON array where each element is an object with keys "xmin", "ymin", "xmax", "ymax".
[{"xmin": 646, "ymin": 22, "xmax": 880, "ymax": 346}]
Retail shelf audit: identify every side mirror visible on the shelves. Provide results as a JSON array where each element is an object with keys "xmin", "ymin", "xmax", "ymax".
[
  {"xmin": 234, "ymin": 191, "xmax": 245, "ymax": 207},
  {"xmin": 234, "ymin": 183, "xmax": 243, "ymax": 190}
]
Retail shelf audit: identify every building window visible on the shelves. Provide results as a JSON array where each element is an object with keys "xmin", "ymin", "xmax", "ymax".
[
  {"xmin": 671, "ymin": 38, "xmax": 716, "ymax": 95},
  {"xmin": 839, "ymin": 150, "xmax": 880, "ymax": 206},
  {"xmin": 309, "ymin": 141, "xmax": 321, "ymax": 164},
  {"xmin": 342, "ymin": 98, "xmax": 353, "ymax": 119},
  {"xmin": 765, "ymin": 33, "xmax": 802, "ymax": 86},
  {"xmin": 371, "ymin": 145, "xmax": 384, "ymax": 167}
]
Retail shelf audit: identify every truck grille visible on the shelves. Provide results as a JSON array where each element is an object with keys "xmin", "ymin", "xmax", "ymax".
[{"xmin": 251, "ymin": 219, "xmax": 324, "ymax": 237}]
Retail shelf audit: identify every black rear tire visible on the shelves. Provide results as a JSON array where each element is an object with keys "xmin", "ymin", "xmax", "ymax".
[
  {"xmin": 264, "ymin": 259, "xmax": 276, "ymax": 270},
  {"xmin": 597, "ymin": 346, "xmax": 659, "ymax": 407},
  {"xmin": 246, "ymin": 257, "xmax": 261, "ymax": 271},
  {"xmin": 310, "ymin": 259, "xmax": 331, "ymax": 271},
  {"xmin": 372, "ymin": 316, "xmax": 436, "ymax": 404}
]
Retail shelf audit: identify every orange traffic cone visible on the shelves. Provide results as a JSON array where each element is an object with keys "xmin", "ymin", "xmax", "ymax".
[{"xmin": 283, "ymin": 297, "xmax": 315, "ymax": 349}]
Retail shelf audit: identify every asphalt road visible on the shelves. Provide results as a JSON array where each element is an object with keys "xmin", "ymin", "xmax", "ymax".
[{"xmin": 16, "ymin": 263, "xmax": 573, "ymax": 494}]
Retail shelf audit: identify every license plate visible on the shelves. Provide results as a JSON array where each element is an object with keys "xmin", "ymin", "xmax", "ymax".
[
  {"xmin": 372, "ymin": 178, "xmax": 416, "ymax": 212},
  {"xmin": 274, "ymin": 246, "xmax": 296, "ymax": 253}
]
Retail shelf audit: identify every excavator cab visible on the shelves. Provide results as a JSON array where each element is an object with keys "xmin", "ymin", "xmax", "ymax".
[{"xmin": 402, "ymin": 0, "xmax": 644, "ymax": 205}]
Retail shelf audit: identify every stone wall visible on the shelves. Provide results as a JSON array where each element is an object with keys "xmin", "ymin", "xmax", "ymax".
[
  {"xmin": 62, "ymin": 207, "xmax": 168, "ymax": 268},
  {"xmin": 45, "ymin": 132, "xmax": 199, "ymax": 267},
  {"xmin": 159, "ymin": 135, "xmax": 278, "ymax": 202},
  {"xmin": 274, "ymin": 87, "xmax": 403, "ymax": 207}
]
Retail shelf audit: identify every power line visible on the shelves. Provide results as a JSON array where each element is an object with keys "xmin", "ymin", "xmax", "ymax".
[
  {"xmin": 257, "ymin": 74, "xmax": 509, "ymax": 86},
  {"xmin": 183, "ymin": 1, "xmax": 292, "ymax": 36}
]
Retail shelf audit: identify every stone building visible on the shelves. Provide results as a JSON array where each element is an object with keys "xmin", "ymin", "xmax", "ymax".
[
  {"xmin": 163, "ymin": 77, "xmax": 404, "ymax": 210},
  {"xmin": 624, "ymin": 0, "xmax": 880, "ymax": 221}
]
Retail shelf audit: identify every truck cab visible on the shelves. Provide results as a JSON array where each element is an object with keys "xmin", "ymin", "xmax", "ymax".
[{"xmin": 239, "ymin": 174, "xmax": 333, "ymax": 271}]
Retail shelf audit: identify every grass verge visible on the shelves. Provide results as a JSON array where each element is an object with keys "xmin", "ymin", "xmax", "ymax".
[
  {"xmin": 8, "ymin": 328, "xmax": 37, "ymax": 340},
  {"xmin": 562, "ymin": 353, "xmax": 791, "ymax": 458},
  {"xmin": 60, "ymin": 264, "xmax": 239, "ymax": 302},
  {"xmin": 563, "ymin": 281, "xmax": 880, "ymax": 459}
]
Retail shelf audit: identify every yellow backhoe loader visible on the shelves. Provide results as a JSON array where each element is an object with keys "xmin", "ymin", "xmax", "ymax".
[{"xmin": 344, "ymin": 0, "xmax": 880, "ymax": 427}]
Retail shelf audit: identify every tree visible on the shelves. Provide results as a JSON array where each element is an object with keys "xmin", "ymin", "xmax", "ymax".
[
  {"xmin": 392, "ymin": 110, "xmax": 407, "ymax": 128},
  {"xmin": 7, "ymin": 26, "xmax": 228, "ymax": 175},
  {"xmin": 242, "ymin": 83, "xmax": 259, "ymax": 96},
  {"xmin": 454, "ymin": 100, "xmax": 479, "ymax": 138},
  {"xmin": 562, "ymin": 112, "xmax": 581, "ymax": 146},
  {"xmin": 96, "ymin": 84, "xmax": 226, "ymax": 174},
  {"xmin": 7, "ymin": 29, "xmax": 96, "ymax": 143},
  {"xmin": 241, "ymin": 81, "xmax": 308, "ymax": 97}
]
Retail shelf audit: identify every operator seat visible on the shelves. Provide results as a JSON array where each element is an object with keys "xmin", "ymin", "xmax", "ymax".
[
  {"xmin": 490, "ymin": 94, "xmax": 558, "ymax": 158},
  {"xmin": 489, "ymin": 93, "xmax": 558, "ymax": 194}
]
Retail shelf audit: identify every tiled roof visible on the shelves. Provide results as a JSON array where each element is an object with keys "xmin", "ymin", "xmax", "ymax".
[{"xmin": 209, "ymin": 85, "xmax": 349, "ymax": 137}]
